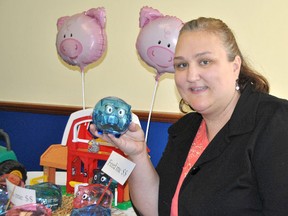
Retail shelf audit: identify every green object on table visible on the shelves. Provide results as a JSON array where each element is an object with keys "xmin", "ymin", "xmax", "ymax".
[{"xmin": 114, "ymin": 201, "xmax": 132, "ymax": 210}]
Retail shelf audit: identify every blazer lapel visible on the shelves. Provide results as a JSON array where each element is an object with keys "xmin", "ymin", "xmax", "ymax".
[{"xmin": 194, "ymin": 83, "xmax": 260, "ymax": 167}]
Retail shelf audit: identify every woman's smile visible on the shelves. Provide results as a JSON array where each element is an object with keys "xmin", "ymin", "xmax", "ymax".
[{"xmin": 189, "ymin": 86, "xmax": 208, "ymax": 93}]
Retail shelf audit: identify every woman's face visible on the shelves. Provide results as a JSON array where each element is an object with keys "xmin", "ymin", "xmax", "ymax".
[{"xmin": 174, "ymin": 30, "xmax": 241, "ymax": 116}]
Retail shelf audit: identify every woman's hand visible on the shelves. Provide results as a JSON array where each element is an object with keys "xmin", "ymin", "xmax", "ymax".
[
  {"xmin": 89, "ymin": 122, "xmax": 146, "ymax": 157},
  {"xmin": 89, "ymin": 122, "xmax": 159, "ymax": 216}
]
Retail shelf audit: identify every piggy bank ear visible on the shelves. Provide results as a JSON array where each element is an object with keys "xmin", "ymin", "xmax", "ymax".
[
  {"xmin": 86, "ymin": 7, "xmax": 106, "ymax": 29},
  {"xmin": 56, "ymin": 16, "xmax": 70, "ymax": 31},
  {"xmin": 139, "ymin": 6, "xmax": 163, "ymax": 28}
]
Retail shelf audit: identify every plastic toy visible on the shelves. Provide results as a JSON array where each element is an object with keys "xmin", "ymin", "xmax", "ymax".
[
  {"xmin": 5, "ymin": 203, "xmax": 52, "ymax": 216},
  {"xmin": 71, "ymin": 204, "xmax": 110, "ymax": 216},
  {"xmin": 73, "ymin": 184, "xmax": 113, "ymax": 209},
  {"xmin": 92, "ymin": 169, "xmax": 111, "ymax": 186},
  {"xmin": 25, "ymin": 182, "xmax": 62, "ymax": 211},
  {"xmin": 40, "ymin": 102, "xmax": 139, "ymax": 207},
  {"xmin": 0, "ymin": 129, "xmax": 27, "ymax": 183},
  {"xmin": 0, "ymin": 183, "xmax": 7, "ymax": 215},
  {"xmin": 0, "ymin": 173, "xmax": 25, "ymax": 214},
  {"xmin": 0, "ymin": 173, "xmax": 24, "ymax": 187},
  {"xmin": 92, "ymin": 96, "xmax": 132, "ymax": 138},
  {"xmin": 61, "ymin": 108, "xmax": 128, "ymax": 202},
  {"xmin": 91, "ymin": 169, "xmax": 117, "ymax": 197},
  {"xmin": 40, "ymin": 144, "xmax": 67, "ymax": 184}
]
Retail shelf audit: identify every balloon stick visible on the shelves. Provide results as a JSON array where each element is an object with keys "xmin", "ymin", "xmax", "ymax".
[
  {"xmin": 145, "ymin": 79, "xmax": 159, "ymax": 143},
  {"xmin": 81, "ymin": 69, "xmax": 86, "ymax": 110}
]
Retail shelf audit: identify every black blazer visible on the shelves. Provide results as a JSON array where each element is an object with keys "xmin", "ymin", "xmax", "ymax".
[{"xmin": 156, "ymin": 84, "xmax": 288, "ymax": 216}]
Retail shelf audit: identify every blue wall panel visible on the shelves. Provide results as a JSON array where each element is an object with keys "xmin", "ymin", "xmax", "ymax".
[
  {"xmin": 0, "ymin": 111, "xmax": 69, "ymax": 171},
  {"xmin": 141, "ymin": 121, "xmax": 170, "ymax": 166},
  {"xmin": 0, "ymin": 111, "xmax": 171, "ymax": 171}
]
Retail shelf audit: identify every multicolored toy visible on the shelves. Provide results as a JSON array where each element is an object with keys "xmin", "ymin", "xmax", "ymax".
[
  {"xmin": 73, "ymin": 184, "xmax": 113, "ymax": 209},
  {"xmin": 5, "ymin": 203, "xmax": 52, "ymax": 216},
  {"xmin": 91, "ymin": 169, "xmax": 117, "ymax": 197},
  {"xmin": 71, "ymin": 204, "xmax": 110, "ymax": 216},
  {"xmin": 0, "ymin": 183, "xmax": 7, "ymax": 215},
  {"xmin": 25, "ymin": 182, "xmax": 62, "ymax": 211},
  {"xmin": 0, "ymin": 129, "xmax": 27, "ymax": 184},
  {"xmin": 92, "ymin": 97, "xmax": 132, "ymax": 138}
]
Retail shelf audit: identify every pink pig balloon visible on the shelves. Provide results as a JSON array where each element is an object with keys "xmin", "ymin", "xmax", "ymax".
[
  {"xmin": 136, "ymin": 7, "xmax": 183, "ymax": 80},
  {"xmin": 56, "ymin": 8, "xmax": 107, "ymax": 71}
]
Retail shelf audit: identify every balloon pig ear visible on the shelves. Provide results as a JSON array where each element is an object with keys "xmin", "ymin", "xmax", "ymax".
[
  {"xmin": 86, "ymin": 7, "xmax": 106, "ymax": 29},
  {"xmin": 139, "ymin": 6, "xmax": 163, "ymax": 28},
  {"xmin": 56, "ymin": 16, "xmax": 70, "ymax": 31}
]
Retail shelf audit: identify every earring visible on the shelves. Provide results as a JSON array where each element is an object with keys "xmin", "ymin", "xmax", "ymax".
[
  {"xmin": 235, "ymin": 79, "xmax": 240, "ymax": 91},
  {"xmin": 179, "ymin": 99, "xmax": 194, "ymax": 113}
]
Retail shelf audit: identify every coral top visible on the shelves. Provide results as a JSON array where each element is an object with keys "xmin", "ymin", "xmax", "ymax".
[{"xmin": 171, "ymin": 120, "xmax": 209, "ymax": 216}]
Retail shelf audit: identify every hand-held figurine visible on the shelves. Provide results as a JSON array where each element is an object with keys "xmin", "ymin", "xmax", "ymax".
[{"xmin": 92, "ymin": 96, "xmax": 132, "ymax": 138}]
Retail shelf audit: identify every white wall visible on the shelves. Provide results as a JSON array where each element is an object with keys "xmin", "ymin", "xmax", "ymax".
[{"xmin": 0, "ymin": 0, "xmax": 287, "ymax": 113}]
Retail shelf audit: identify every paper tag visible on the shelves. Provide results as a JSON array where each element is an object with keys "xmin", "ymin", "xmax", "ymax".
[
  {"xmin": 6, "ymin": 178, "xmax": 36, "ymax": 206},
  {"xmin": 102, "ymin": 151, "xmax": 136, "ymax": 185}
]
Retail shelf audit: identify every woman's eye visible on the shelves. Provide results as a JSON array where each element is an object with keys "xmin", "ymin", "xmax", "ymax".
[
  {"xmin": 174, "ymin": 62, "xmax": 188, "ymax": 70},
  {"xmin": 200, "ymin": 60, "xmax": 210, "ymax": 66}
]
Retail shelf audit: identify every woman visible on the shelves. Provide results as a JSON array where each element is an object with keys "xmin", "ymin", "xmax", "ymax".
[{"xmin": 90, "ymin": 17, "xmax": 288, "ymax": 215}]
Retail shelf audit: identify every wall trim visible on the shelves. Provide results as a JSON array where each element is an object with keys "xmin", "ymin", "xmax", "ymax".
[{"xmin": 0, "ymin": 101, "xmax": 183, "ymax": 123}]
